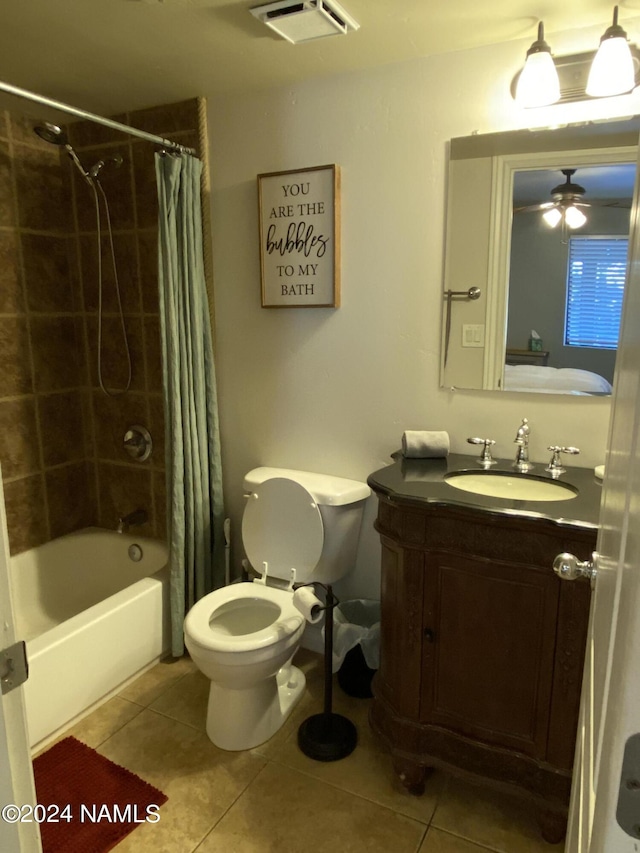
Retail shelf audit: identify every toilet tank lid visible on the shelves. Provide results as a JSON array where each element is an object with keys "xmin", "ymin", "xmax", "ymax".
[{"xmin": 244, "ymin": 467, "xmax": 370, "ymax": 506}]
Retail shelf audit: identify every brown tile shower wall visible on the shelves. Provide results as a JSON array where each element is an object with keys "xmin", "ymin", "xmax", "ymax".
[
  {"xmin": 0, "ymin": 99, "xmax": 204, "ymax": 555},
  {"xmin": 0, "ymin": 111, "xmax": 94, "ymax": 555}
]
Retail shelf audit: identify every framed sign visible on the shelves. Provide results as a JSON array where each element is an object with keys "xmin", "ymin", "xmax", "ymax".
[{"xmin": 257, "ymin": 164, "xmax": 341, "ymax": 308}]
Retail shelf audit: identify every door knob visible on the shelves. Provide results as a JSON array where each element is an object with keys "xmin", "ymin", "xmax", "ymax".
[{"xmin": 553, "ymin": 552, "xmax": 598, "ymax": 587}]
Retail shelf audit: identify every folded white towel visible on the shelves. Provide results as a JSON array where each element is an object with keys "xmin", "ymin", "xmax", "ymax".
[{"xmin": 402, "ymin": 430, "xmax": 450, "ymax": 459}]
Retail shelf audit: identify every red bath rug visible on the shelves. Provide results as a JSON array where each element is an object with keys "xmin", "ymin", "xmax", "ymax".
[{"xmin": 32, "ymin": 736, "xmax": 167, "ymax": 853}]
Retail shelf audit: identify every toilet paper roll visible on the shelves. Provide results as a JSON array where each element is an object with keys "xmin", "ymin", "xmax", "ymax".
[
  {"xmin": 292, "ymin": 586, "xmax": 324, "ymax": 624},
  {"xmin": 402, "ymin": 430, "xmax": 450, "ymax": 458}
]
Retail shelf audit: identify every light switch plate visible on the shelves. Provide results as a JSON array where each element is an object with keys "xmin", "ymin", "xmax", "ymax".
[{"xmin": 462, "ymin": 324, "xmax": 485, "ymax": 347}]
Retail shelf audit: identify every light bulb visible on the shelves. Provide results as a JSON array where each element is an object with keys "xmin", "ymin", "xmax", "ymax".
[
  {"xmin": 515, "ymin": 23, "xmax": 560, "ymax": 108},
  {"xmin": 586, "ymin": 37, "xmax": 635, "ymax": 96},
  {"xmin": 587, "ymin": 6, "xmax": 635, "ymax": 97},
  {"xmin": 542, "ymin": 207, "xmax": 562, "ymax": 228},
  {"xmin": 565, "ymin": 206, "xmax": 587, "ymax": 229}
]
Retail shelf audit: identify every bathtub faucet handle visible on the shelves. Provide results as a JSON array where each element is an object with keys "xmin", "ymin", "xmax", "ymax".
[{"xmin": 117, "ymin": 508, "xmax": 148, "ymax": 534}]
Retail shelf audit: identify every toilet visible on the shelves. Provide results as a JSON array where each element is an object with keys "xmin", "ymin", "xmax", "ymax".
[{"xmin": 184, "ymin": 466, "xmax": 370, "ymax": 751}]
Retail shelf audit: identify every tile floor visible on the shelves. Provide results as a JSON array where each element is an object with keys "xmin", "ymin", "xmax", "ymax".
[{"xmin": 47, "ymin": 650, "xmax": 566, "ymax": 853}]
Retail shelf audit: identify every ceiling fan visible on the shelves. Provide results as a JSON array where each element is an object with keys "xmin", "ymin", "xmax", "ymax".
[
  {"xmin": 516, "ymin": 169, "xmax": 590, "ymax": 230},
  {"xmin": 514, "ymin": 167, "xmax": 633, "ymax": 235}
]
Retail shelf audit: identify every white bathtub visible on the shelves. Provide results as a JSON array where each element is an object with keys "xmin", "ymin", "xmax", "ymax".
[{"xmin": 9, "ymin": 528, "xmax": 170, "ymax": 748}]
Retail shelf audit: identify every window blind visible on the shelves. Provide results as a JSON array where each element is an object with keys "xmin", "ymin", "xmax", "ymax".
[{"xmin": 565, "ymin": 236, "xmax": 628, "ymax": 349}]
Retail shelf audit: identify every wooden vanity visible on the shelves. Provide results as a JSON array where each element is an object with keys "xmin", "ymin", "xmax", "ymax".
[{"xmin": 367, "ymin": 454, "xmax": 600, "ymax": 843}]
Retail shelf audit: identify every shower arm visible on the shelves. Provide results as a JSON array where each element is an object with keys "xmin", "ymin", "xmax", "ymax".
[{"xmin": 0, "ymin": 79, "xmax": 196, "ymax": 156}]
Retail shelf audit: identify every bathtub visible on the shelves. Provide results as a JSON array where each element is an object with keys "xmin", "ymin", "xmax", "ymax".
[{"xmin": 9, "ymin": 528, "xmax": 170, "ymax": 748}]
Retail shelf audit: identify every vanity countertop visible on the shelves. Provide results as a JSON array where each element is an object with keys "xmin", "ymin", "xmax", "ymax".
[{"xmin": 368, "ymin": 453, "xmax": 602, "ymax": 531}]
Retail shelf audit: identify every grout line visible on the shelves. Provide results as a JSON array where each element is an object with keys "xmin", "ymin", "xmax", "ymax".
[
  {"xmin": 265, "ymin": 752, "xmax": 432, "ymax": 828},
  {"xmin": 139, "ymin": 705, "xmax": 205, "ymax": 731},
  {"xmin": 191, "ymin": 762, "xmax": 273, "ymax": 853},
  {"xmin": 413, "ymin": 823, "xmax": 429, "ymax": 853},
  {"xmin": 118, "ymin": 664, "xmax": 195, "ymax": 710},
  {"xmin": 423, "ymin": 826, "xmax": 510, "ymax": 852},
  {"xmin": 88, "ymin": 701, "xmax": 147, "ymax": 751}
]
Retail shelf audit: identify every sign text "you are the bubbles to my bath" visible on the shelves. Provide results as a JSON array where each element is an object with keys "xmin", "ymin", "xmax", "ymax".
[{"xmin": 258, "ymin": 165, "xmax": 340, "ymax": 308}]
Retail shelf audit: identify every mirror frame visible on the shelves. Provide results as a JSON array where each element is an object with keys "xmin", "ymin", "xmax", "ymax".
[{"xmin": 441, "ymin": 118, "xmax": 640, "ymax": 394}]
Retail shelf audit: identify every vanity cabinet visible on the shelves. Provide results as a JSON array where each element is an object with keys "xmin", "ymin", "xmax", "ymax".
[{"xmin": 370, "ymin": 495, "xmax": 595, "ymax": 842}]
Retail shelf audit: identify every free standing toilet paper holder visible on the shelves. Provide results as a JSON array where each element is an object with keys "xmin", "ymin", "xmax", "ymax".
[{"xmin": 294, "ymin": 583, "xmax": 357, "ymax": 762}]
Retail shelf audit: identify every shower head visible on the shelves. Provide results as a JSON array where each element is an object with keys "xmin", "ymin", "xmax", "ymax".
[
  {"xmin": 34, "ymin": 121, "xmax": 94, "ymax": 186},
  {"xmin": 33, "ymin": 122, "xmax": 69, "ymax": 146}
]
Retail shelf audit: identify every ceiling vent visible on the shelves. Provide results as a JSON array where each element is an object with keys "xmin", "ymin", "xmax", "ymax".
[{"xmin": 250, "ymin": 0, "xmax": 360, "ymax": 44}]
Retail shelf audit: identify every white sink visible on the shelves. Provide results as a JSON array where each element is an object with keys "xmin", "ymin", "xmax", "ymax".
[{"xmin": 445, "ymin": 471, "xmax": 578, "ymax": 502}]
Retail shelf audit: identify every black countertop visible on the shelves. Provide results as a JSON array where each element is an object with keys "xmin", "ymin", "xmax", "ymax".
[{"xmin": 368, "ymin": 452, "xmax": 603, "ymax": 531}]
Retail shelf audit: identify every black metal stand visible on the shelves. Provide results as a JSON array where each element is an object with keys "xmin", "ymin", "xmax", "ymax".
[{"xmin": 297, "ymin": 584, "xmax": 357, "ymax": 762}]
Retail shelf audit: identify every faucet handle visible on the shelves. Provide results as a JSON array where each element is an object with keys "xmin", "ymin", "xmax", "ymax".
[
  {"xmin": 514, "ymin": 418, "xmax": 530, "ymax": 444},
  {"xmin": 546, "ymin": 445, "xmax": 580, "ymax": 474},
  {"xmin": 467, "ymin": 437, "xmax": 497, "ymax": 466}
]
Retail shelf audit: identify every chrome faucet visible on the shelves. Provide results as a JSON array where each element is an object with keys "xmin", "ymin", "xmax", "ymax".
[
  {"xmin": 467, "ymin": 436, "xmax": 497, "ymax": 467},
  {"xmin": 513, "ymin": 418, "xmax": 534, "ymax": 472},
  {"xmin": 117, "ymin": 508, "xmax": 148, "ymax": 534}
]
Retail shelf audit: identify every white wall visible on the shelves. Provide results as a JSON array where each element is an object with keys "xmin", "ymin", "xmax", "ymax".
[{"xmin": 208, "ymin": 20, "xmax": 640, "ymax": 599}]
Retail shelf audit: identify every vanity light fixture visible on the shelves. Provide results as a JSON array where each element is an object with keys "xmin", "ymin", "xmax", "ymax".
[
  {"xmin": 586, "ymin": 6, "xmax": 635, "ymax": 97},
  {"xmin": 513, "ymin": 8, "xmax": 639, "ymax": 107},
  {"xmin": 514, "ymin": 22, "xmax": 560, "ymax": 108}
]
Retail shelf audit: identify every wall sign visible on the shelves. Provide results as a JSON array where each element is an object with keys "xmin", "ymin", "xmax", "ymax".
[{"xmin": 257, "ymin": 164, "xmax": 341, "ymax": 308}]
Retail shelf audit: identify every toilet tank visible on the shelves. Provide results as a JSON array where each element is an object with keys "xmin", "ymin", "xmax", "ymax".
[{"xmin": 243, "ymin": 467, "xmax": 370, "ymax": 584}]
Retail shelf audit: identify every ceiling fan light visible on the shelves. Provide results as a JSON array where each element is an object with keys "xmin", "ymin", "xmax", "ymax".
[
  {"xmin": 515, "ymin": 23, "xmax": 560, "ymax": 108},
  {"xmin": 586, "ymin": 7, "xmax": 635, "ymax": 97},
  {"xmin": 542, "ymin": 207, "xmax": 562, "ymax": 228},
  {"xmin": 565, "ymin": 205, "xmax": 587, "ymax": 229}
]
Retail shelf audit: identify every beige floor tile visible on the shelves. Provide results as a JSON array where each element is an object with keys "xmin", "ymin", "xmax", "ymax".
[
  {"xmin": 66, "ymin": 696, "xmax": 143, "ymax": 749},
  {"xmin": 98, "ymin": 708, "xmax": 266, "ymax": 853},
  {"xmin": 419, "ymin": 827, "xmax": 499, "ymax": 852},
  {"xmin": 432, "ymin": 777, "xmax": 566, "ymax": 853},
  {"xmin": 31, "ymin": 697, "xmax": 143, "ymax": 758},
  {"xmin": 118, "ymin": 655, "xmax": 196, "ymax": 707},
  {"xmin": 268, "ymin": 702, "xmax": 444, "ymax": 823},
  {"xmin": 149, "ymin": 669, "xmax": 210, "ymax": 730},
  {"xmin": 196, "ymin": 761, "xmax": 427, "ymax": 853},
  {"xmin": 254, "ymin": 649, "xmax": 443, "ymax": 823}
]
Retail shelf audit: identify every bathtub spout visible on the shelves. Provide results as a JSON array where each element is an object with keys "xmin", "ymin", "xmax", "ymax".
[{"xmin": 117, "ymin": 508, "xmax": 148, "ymax": 534}]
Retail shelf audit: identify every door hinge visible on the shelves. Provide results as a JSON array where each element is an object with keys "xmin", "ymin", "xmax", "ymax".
[
  {"xmin": 617, "ymin": 733, "xmax": 640, "ymax": 839},
  {"xmin": 0, "ymin": 640, "xmax": 28, "ymax": 695}
]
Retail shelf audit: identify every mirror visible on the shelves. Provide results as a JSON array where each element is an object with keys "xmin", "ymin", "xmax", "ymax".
[{"xmin": 440, "ymin": 117, "xmax": 640, "ymax": 394}]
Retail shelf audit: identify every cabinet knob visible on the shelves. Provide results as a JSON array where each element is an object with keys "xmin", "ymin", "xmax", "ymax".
[{"xmin": 424, "ymin": 628, "xmax": 435, "ymax": 643}]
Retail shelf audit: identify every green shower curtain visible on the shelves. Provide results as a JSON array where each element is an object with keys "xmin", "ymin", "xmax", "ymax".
[{"xmin": 155, "ymin": 152, "xmax": 224, "ymax": 657}]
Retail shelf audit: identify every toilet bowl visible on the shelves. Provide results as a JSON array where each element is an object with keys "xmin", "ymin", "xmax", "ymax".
[
  {"xmin": 183, "ymin": 467, "xmax": 370, "ymax": 751},
  {"xmin": 185, "ymin": 582, "xmax": 306, "ymax": 750}
]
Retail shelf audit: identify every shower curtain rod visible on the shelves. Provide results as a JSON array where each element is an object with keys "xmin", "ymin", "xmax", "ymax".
[{"xmin": 0, "ymin": 80, "xmax": 196, "ymax": 155}]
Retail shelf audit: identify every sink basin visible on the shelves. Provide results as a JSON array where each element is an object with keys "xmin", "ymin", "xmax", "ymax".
[{"xmin": 445, "ymin": 471, "xmax": 578, "ymax": 502}]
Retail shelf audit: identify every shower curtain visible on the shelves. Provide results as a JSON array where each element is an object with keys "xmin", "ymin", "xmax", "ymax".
[{"xmin": 155, "ymin": 152, "xmax": 224, "ymax": 657}]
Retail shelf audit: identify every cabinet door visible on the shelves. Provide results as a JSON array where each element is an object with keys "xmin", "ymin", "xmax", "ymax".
[
  {"xmin": 420, "ymin": 551, "xmax": 559, "ymax": 759},
  {"xmin": 377, "ymin": 538, "xmax": 424, "ymax": 719}
]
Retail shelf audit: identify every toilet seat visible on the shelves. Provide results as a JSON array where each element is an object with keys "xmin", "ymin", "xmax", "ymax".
[
  {"xmin": 242, "ymin": 478, "xmax": 324, "ymax": 583},
  {"xmin": 184, "ymin": 583, "xmax": 304, "ymax": 654}
]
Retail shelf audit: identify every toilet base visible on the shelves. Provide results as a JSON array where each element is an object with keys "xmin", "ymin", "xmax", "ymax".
[{"xmin": 205, "ymin": 663, "xmax": 306, "ymax": 751}]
